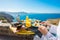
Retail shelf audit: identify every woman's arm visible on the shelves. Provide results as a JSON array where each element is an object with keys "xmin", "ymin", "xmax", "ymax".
[
  {"xmin": 45, "ymin": 32, "xmax": 57, "ymax": 40},
  {"xmin": 38, "ymin": 25, "xmax": 57, "ymax": 40}
]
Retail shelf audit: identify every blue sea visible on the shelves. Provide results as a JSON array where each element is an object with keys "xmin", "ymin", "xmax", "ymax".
[{"xmin": 8, "ymin": 13, "xmax": 60, "ymax": 22}]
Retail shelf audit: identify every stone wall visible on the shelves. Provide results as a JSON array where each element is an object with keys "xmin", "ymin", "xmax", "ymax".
[{"xmin": 47, "ymin": 18, "xmax": 60, "ymax": 26}]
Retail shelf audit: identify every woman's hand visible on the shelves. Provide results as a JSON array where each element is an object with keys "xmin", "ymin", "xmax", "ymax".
[{"xmin": 38, "ymin": 25, "xmax": 48, "ymax": 35}]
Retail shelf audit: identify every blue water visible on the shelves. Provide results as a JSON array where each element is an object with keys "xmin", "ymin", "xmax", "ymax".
[
  {"xmin": 8, "ymin": 13, "xmax": 60, "ymax": 21},
  {"xmin": 20, "ymin": 14, "xmax": 60, "ymax": 20}
]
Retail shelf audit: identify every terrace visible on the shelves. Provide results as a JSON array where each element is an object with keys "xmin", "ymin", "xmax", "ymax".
[{"xmin": 0, "ymin": 12, "xmax": 60, "ymax": 40}]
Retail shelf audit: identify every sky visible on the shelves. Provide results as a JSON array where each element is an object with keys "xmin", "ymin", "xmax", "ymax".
[{"xmin": 0, "ymin": 0, "xmax": 60, "ymax": 13}]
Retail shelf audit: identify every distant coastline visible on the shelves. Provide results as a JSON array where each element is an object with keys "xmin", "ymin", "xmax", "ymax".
[{"xmin": 0, "ymin": 12, "xmax": 60, "ymax": 22}]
